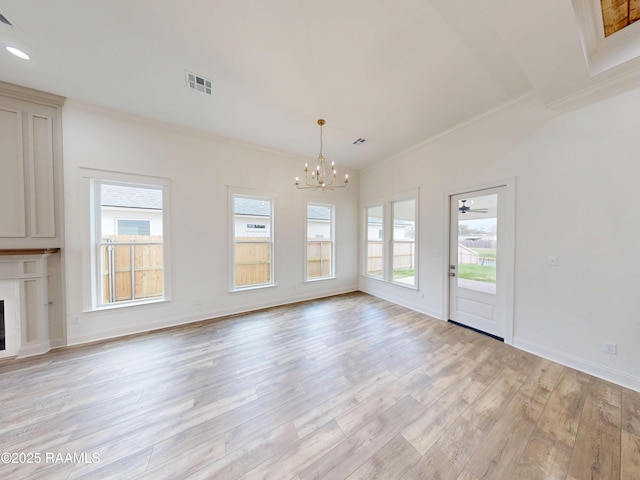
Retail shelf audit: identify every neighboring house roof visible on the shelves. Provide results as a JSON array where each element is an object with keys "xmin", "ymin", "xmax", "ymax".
[
  {"xmin": 234, "ymin": 197, "xmax": 271, "ymax": 216},
  {"xmin": 308, "ymin": 205, "xmax": 331, "ymax": 221},
  {"xmin": 101, "ymin": 184, "xmax": 163, "ymax": 210},
  {"xmin": 234, "ymin": 200, "xmax": 330, "ymax": 219}
]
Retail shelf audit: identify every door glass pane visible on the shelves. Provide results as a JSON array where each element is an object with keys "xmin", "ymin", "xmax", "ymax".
[
  {"xmin": 366, "ymin": 205, "xmax": 383, "ymax": 277},
  {"xmin": 457, "ymin": 193, "xmax": 497, "ymax": 294}
]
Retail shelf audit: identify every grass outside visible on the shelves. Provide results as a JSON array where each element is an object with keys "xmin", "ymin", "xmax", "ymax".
[
  {"xmin": 393, "ymin": 268, "xmax": 414, "ymax": 279},
  {"xmin": 458, "ymin": 264, "xmax": 496, "ymax": 283},
  {"xmin": 367, "ymin": 268, "xmax": 415, "ymax": 279}
]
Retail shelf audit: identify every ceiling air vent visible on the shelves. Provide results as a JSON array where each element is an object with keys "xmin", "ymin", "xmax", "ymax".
[
  {"xmin": 0, "ymin": 12, "xmax": 14, "ymax": 27},
  {"xmin": 185, "ymin": 71, "xmax": 212, "ymax": 95},
  {"xmin": 352, "ymin": 138, "xmax": 367, "ymax": 145}
]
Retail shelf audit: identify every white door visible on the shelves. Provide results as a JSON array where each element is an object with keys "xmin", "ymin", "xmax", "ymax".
[{"xmin": 449, "ymin": 187, "xmax": 507, "ymax": 339}]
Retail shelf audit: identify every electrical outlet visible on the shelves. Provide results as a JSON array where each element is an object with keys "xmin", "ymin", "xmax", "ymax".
[
  {"xmin": 547, "ymin": 256, "xmax": 558, "ymax": 266},
  {"xmin": 194, "ymin": 298, "xmax": 202, "ymax": 306},
  {"xmin": 72, "ymin": 316, "xmax": 80, "ymax": 325},
  {"xmin": 603, "ymin": 342, "xmax": 617, "ymax": 355}
]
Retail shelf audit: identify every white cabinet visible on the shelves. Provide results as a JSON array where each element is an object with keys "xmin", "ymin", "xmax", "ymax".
[
  {"xmin": 0, "ymin": 82, "xmax": 65, "ymax": 247},
  {"xmin": 0, "ymin": 82, "xmax": 65, "ymax": 357}
]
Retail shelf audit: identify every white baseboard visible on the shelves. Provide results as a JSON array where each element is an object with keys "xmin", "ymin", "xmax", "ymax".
[
  {"xmin": 50, "ymin": 338, "xmax": 66, "ymax": 349},
  {"xmin": 18, "ymin": 340, "xmax": 52, "ymax": 358},
  {"xmin": 513, "ymin": 337, "xmax": 640, "ymax": 393},
  {"xmin": 359, "ymin": 286, "xmax": 442, "ymax": 320}
]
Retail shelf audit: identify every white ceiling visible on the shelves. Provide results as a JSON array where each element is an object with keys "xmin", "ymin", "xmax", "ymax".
[{"xmin": 2, "ymin": 0, "xmax": 640, "ymax": 171}]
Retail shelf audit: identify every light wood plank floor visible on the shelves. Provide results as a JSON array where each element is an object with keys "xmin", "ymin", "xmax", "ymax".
[{"xmin": 0, "ymin": 292, "xmax": 638, "ymax": 479}]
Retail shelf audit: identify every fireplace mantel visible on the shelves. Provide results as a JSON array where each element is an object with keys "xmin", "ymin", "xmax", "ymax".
[{"xmin": 0, "ymin": 248, "xmax": 60, "ymax": 256}]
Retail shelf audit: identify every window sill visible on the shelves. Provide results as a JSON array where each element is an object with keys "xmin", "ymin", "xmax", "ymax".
[
  {"xmin": 361, "ymin": 274, "xmax": 418, "ymax": 291},
  {"xmin": 230, "ymin": 283, "xmax": 278, "ymax": 294},
  {"xmin": 304, "ymin": 276, "xmax": 336, "ymax": 283},
  {"xmin": 86, "ymin": 298, "xmax": 169, "ymax": 313},
  {"xmin": 391, "ymin": 280, "xmax": 418, "ymax": 291},
  {"xmin": 362, "ymin": 274, "xmax": 385, "ymax": 282}
]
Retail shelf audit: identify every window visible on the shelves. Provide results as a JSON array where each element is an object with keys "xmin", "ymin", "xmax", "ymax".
[
  {"xmin": 364, "ymin": 192, "xmax": 418, "ymax": 288},
  {"xmin": 366, "ymin": 205, "xmax": 383, "ymax": 278},
  {"xmin": 232, "ymin": 193, "xmax": 274, "ymax": 289},
  {"xmin": 93, "ymin": 181, "xmax": 166, "ymax": 307},
  {"xmin": 306, "ymin": 203, "xmax": 334, "ymax": 280},
  {"xmin": 392, "ymin": 199, "xmax": 416, "ymax": 287}
]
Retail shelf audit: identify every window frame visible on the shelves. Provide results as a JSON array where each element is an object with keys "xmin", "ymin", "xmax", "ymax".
[
  {"xmin": 89, "ymin": 173, "xmax": 171, "ymax": 310},
  {"xmin": 363, "ymin": 189, "xmax": 419, "ymax": 290},
  {"xmin": 365, "ymin": 204, "xmax": 384, "ymax": 280},
  {"xmin": 229, "ymin": 187, "xmax": 277, "ymax": 292},
  {"xmin": 305, "ymin": 202, "xmax": 335, "ymax": 282}
]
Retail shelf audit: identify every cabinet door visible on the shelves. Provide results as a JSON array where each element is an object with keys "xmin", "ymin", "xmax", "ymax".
[
  {"xmin": 26, "ymin": 112, "xmax": 56, "ymax": 237},
  {"xmin": 0, "ymin": 107, "xmax": 26, "ymax": 237}
]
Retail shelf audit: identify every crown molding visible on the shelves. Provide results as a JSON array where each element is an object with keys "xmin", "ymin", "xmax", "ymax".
[
  {"xmin": 546, "ymin": 63, "xmax": 640, "ymax": 112},
  {"xmin": 0, "ymin": 80, "xmax": 66, "ymax": 107}
]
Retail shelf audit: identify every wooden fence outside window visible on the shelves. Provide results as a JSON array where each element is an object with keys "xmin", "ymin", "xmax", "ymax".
[
  {"xmin": 101, "ymin": 235, "xmax": 163, "ymax": 304},
  {"xmin": 367, "ymin": 241, "xmax": 414, "ymax": 275},
  {"xmin": 234, "ymin": 237, "xmax": 272, "ymax": 287},
  {"xmin": 307, "ymin": 240, "xmax": 332, "ymax": 278}
]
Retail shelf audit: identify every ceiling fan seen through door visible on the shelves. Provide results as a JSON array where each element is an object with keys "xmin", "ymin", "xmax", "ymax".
[{"xmin": 459, "ymin": 199, "xmax": 489, "ymax": 214}]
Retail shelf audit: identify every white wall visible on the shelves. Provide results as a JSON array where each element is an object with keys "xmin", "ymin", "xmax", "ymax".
[
  {"xmin": 61, "ymin": 101, "xmax": 359, "ymax": 345},
  {"xmin": 359, "ymin": 91, "xmax": 640, "ymax": 391}
]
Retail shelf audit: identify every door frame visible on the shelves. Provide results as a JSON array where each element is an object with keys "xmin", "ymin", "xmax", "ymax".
[{"xmin": 443, "ymin": 178, "xmax": 516, "ymax": 344}]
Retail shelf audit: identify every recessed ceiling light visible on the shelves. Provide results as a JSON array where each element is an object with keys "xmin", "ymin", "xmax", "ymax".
[{"xmin": 6, "ymin": 46, "xmax": 29, "ymax": 60}]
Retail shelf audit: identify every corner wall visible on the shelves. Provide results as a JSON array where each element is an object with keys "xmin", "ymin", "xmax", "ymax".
[
  {"xmin": 62, "ymin": 101, "xmax": 359, "ymax": 345},
  {"xmin": 359, "ymin": 92, "xmax": 640, "ymax": 391}
]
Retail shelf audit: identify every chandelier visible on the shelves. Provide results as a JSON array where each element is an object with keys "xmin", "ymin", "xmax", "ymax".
[{"xmin": 295, "ymin": 119, "xmax": 348, "ymax": 191}]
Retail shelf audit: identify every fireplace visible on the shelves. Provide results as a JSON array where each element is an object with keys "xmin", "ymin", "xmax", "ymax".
[
  {"xmin": 0, "ymin": 281, "xmax": 19, "ymax": 358},
  {"xmin": 0, "ymin": 249, "xmax": 59, "ymax": 358},
  {"xmin": 0, "ymin": 300, "xmax": 4, "ymax": 351}
]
